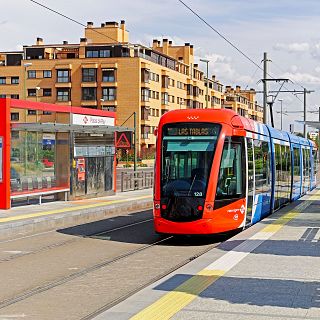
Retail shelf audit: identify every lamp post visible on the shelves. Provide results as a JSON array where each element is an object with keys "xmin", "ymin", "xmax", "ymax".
[
  {"xmin": 179, "ymin": 99, "xmax": 184, "ymax": 110},
  {"xmin": 35, "ymin": 86, "xmax": 40, "ymax": 102},
  {"xmin": 23, "ymin": 62, "xmax": 32, "ymax": 100},
  {"xmin": 200, "ymin": 59, "xmax": 210, "ymax": 109},
  {"xmin": 278, "ymin": 99, "xmax": 283, "ymax": 130}
]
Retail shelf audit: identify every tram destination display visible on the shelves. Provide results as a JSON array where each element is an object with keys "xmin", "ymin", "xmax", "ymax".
[{"xmin": 165, "ymin": 123, "xmax": 220, "ymax": 137}]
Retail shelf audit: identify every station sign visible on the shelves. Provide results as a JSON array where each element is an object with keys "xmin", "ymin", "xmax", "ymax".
[
  {"xmin": 72, "ymin": 114, "xmax": 115, "ymax": 126},
  {"xmin": 42, "ymin": 133, "xmax": 56, "ymax": 145}
]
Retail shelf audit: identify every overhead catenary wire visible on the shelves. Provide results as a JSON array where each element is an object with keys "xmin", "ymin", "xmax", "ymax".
[
  {"xmin": 29, "ymin": 0, "xmax": 121, "ymax": 44},
  {"xmin": 177, "ymin": 0, "xmax": 310, "ymax": 104}
]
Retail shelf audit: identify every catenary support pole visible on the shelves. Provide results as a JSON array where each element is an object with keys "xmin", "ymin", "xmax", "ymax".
[{"xmin": 263, "ymin": 52, "xmax": 268, "ymax": 124}]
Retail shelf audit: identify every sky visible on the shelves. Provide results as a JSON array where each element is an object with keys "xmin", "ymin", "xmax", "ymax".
[{"xmin": 2, "ymin": 0, "xmax": 320, "ymax": 132}]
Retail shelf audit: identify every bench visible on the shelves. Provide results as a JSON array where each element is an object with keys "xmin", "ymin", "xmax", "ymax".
[{"xmin": 10, "ymin": 187, "xmax": 70, "ymax": 205}]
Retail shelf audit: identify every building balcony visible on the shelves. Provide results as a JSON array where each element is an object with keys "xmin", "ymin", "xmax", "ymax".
[
  {"xmin": 81, "ymin": 82, "xmax": 97, "ymax": 88},
  {"xmin": 55, "ymin": 82, "xmax": 72, "ymax": 88},
  {"xmin": 55, "ymin": 101, "xmax": 72, "ymax": 106},
  {"xmin": 101, "ymin": 99, "xmax": 117, "ymax": 106},
  {"xmin": 80, "ymin": 100, "xmax": 97, "ymax": 107},
  {"xmin": 101, "ymin": 81, "xmax": 118, "ymax": 87}
]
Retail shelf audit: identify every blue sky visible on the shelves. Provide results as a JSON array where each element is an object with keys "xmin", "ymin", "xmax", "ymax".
[{"xmin": 2, "ymin": 0, "xmax": 320, "ymax": 132}]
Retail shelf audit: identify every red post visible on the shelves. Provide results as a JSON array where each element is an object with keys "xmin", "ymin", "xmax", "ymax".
[{"xmin": 0, "ymin": 98, "xmax": 11, "ymax": 209}]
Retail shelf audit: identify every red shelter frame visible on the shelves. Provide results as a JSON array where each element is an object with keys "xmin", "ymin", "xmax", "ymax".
[{"xmin": 0, "ymin": 98, "xmax": 116, "ymax": 210}]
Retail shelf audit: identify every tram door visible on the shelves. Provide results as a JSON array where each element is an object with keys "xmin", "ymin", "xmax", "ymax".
[{"xmin": 246, "ymin": 138, "xmax": 254, "ymax": 225}]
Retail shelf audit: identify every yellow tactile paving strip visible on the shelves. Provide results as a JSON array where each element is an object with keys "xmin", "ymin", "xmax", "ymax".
[{"xmin": 0, "ymin": 195, "xmax": 152, "ymax": 224}]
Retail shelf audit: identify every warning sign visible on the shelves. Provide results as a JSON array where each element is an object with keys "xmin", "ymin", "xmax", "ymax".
[{"xmin": 116, "ymin": 131, "xmax": 132, "ymax": 149}]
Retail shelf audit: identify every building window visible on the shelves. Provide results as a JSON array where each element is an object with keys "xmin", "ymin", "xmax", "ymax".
[
  {"xmin": 57, "ymin": 69, "xmax": 70, "ymax": 83},
  {"xmin": 141, "ymin": 88, "xmax": 149, "ymax": 102},
  {"xmin": 102, "ymin": 87, "xmax": 116, "ymax": 101},
  {"xmin": 0, "ymin": 77, "xmax": 6, "ymax": 84},
  {"xmin": 28, "ymin": 89, "xmax": 36, "ymax": 97},
  {"xmin": 43, "ymin": 88, "xmax": 52, "ymax": 96},
  {"xmin": 0, "ymin": 94, "xmax": 6, "ymax": 98},
  {"xmin": 161, "ymin": 92, "xmax": 169, "ymax": 105},
  {"xmin": 57, "ymin": 88, "xmax": 70, "ymax": 101},
  {"xmin": 11, "ymin": 94, "xmax": 19, "ymax": 99},
  {"xmin": 162, "ymin": 75, "xmax": 169, "ymax": 88},
  {"xmin": 82, "ymin": 87, "xmax": 97, "ymax": 101},
  {"xmin": 27, "ymin": 70, "xmax": 36, "ymax": 79},
  {"xmin": 43, "ymin": 70, "xmax": 52, "ymax": 78},
  {"xmin": 102, "ymin": 106, "xmax": 116, "ymax": 112},
  {"xmin": 141, "ymin": 68, "xmax": 150, "ymax": 83},
  {"xmin": 86, "ymin": 50, "xmax": 99, "ymax": 58},
  {"xmin": 82, "ymin": 68, "xmax": 97, "ymax": 82},
  {"xmin": 11, "ymin": 77, "xmax": 19, "ymax": 84},
  {"xmin": 11, "ymin": 112, "xmax": 19, "ymax": 121},
  {"xmin": 102, "ymin": 69, "xmax": 116, "ymax": 82},
  {"xmin": 100, "ymin": 50, "xmax": 111, "ymax": 57},
  {"xmin": 28, "ymin": 110, "xmax": 37, "ymax": 115}
]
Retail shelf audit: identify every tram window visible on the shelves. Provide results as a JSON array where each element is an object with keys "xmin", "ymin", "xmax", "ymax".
[
  {"xmin": 293, "ymin": 147, "xmax": 300, "ymax": 185},
  {"xmin": 216, "ymin": 137, "xmax": 244, "ymax": 200},
  {"xmin": 274, "ymin": 143, "xmax": 281, "ymax": 206},
  {"xmin": 253, "ymin": 140, "xmax": 270, "ymax": 195},
  {"xmin": 312, "ymin": 149, "xmax": 318, "ymax": 177},
  {"xmin": 247, "ymin": 138, "xmax": 254, "ymax": 192}
]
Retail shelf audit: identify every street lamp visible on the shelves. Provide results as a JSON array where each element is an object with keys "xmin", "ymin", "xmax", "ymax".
[
  {"xmin": 200, "ymin": 59, "xmax": 210, "ymax": 109},
  {"xmin": 179, "ymin": 99, "xmax": 184, "ymax": 109},
  {"xmin": 35, "ymin": 86, "xmax": 40, "ymax": 102},
  {"xmin": 278, "ymin": 99, "xmax": 283, "ymax": 130},
  {"xmin": 23, "ymin": 62, "xmax": 32, "ymax": 100}
]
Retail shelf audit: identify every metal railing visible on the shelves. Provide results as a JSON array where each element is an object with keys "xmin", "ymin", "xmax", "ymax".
[{"xmin": 120, "ymin": 170, "xmax": 154, "ymax": 192}]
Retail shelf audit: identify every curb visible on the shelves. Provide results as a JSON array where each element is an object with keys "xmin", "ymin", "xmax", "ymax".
[{"xmin": 0, "ymin": 198, "xmax": 153, "ymax": 240}]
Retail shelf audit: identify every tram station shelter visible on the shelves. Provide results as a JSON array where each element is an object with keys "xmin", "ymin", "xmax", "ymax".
[{"xmin": 0, "ymin": 98, "xmax": 128, "ymax": 209}]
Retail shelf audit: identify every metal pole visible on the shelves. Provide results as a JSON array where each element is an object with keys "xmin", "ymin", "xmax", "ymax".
[
  {"xmin": 304, "ymin": 88, "xmax": 307, "ymax": 138},
  {"xmin": 263, "ymin": 52, "xmax": 268, "ymax": 124},
  {"xmin": 205, "ymin": 61, "xmax": 209, "ymax": 109},
  {"xmin": 133, "ymin": 111, "xmax": 137, "ymax": 172},
  {"xmin": 280, "ymin": 100, "xmax": 283, "ymax": 130}
]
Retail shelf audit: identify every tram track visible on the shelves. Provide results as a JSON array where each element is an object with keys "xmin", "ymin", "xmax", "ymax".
[
  {"xmin": 0, "ymin": 217, "xmax": 153, "ymax": 263},
  {"xmin": 80, "ymin": 241, "xmax": 220, "ymax": 320},
  {"xmin": 0, "ymin": 232, "xmax": 173, "ymax": 310},
  {"xmin": 0, "ymin": 211, "xmax": 229, "ymax": 319}
]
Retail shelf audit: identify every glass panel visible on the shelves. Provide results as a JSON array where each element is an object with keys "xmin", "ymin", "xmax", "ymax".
[
  {"xmin": 161, "ymin": 123, "xmax": 220, "ymax": 198},
  {"xmin": 10, "ymin": 131, "xmax": 64, "ymax": 193},
  {"xmin": 216, "ymin": 137, "xmax": 243, "ymax": 200}
]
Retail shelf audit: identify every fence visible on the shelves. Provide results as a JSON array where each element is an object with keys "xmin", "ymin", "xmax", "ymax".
[{"xmin": 120, "ymin": 170, "xmax": 154, "ymax": 192}]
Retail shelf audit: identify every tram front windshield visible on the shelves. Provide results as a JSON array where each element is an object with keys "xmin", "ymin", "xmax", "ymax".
[{"xmin": 161, "ymin": 123, "xmax": 221, "ymax": 198}]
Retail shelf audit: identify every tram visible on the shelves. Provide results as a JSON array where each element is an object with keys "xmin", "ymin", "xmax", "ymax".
[{"xmin": 153, "ymin": 109, "xmax": 318, "ymax": 235}]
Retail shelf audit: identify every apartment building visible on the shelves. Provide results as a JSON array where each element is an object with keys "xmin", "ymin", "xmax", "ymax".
[
  {"xmin": 223, "ymin": 85, "xmax": 263, "ymax": 122},
  {"xmin": 0, "ymin": 20, "xmax": 264, "ymax": 151},
  {"xmin": 0, "ymin": 20, "xmax": 226, "ymax": 151}
]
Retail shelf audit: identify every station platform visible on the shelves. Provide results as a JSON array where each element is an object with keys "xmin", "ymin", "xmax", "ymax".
[
  {"xmin": 95, "ymin": 188, "xmax": 320, "ymax": 320},
  {"xmin": 0, "ymin": 189, "xmax": 152, "ymax": 240}
]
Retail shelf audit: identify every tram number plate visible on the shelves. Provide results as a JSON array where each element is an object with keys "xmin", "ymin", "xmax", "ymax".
[{"xmin": 194, "ymin": 192, "xmax": 202, "ymax": 197}]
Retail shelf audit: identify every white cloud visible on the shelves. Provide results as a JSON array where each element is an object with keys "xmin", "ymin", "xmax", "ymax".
[
  {"xmin": 273, "ymin": 42, "xmax": 310, "ymax": 53},
  {"xmin": 282, "ymin": 72, "xmax": 320, "ymax": 85}
]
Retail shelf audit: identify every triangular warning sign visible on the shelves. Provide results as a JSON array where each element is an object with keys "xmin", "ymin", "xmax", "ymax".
[{"xmin": 116, "ymin": 132, "xmax": 131, "ymax": 148}]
